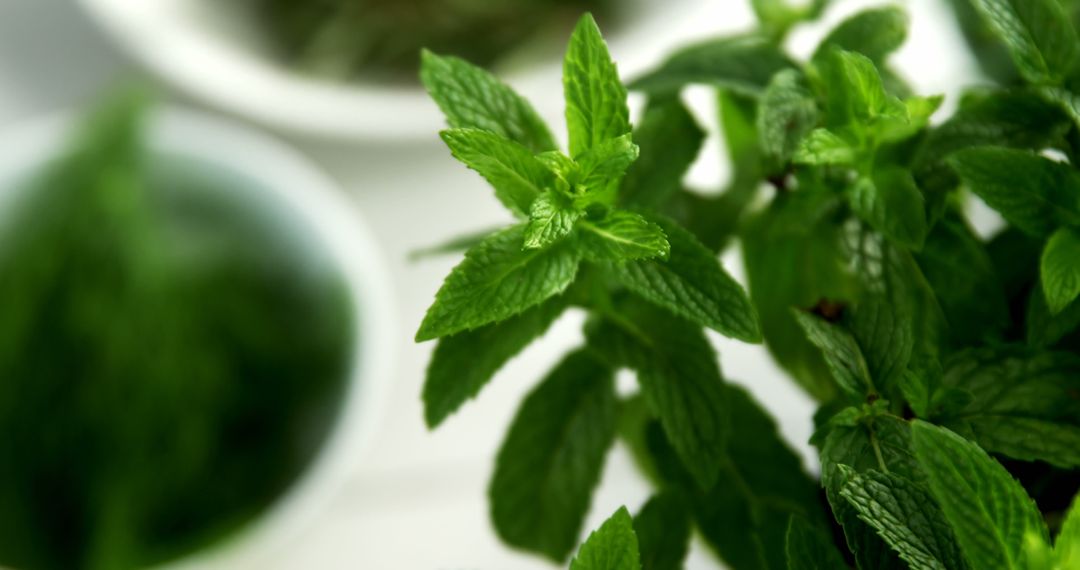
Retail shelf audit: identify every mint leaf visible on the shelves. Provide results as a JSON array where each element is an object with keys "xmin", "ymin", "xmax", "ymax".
[
  {"xmin": 758, "ymin": 69, "xmax": 820, "ymax": 163},
  {"xmin": 936, "ymin": 347, "xmax": 1080, "ymax": 468},
  {"xmin": 525, "ymin": 193, "xmax": 582, "ymax": 250},
  {"xmin": 563, "ymin": 14, "xmax": 630, "ymax": 158},
  {"xmin": 409, "ymin": 226, "xmax": 495, "ymax": 261},
  {"xmin": 813, "ymin": 6, "xmax": 908, "ymax": 64},
  {"xmin": 785, "ymin": 516, "xmax": 849, "ymax": 570},
  {"xmin": 629, "ymin": 35, "xmax": 794, "ymax": 96},
  {"xmin": 644, "ymin": 386, "xmax": 826, "ymax": 570},
  {"xmin": 817, "ymin": 48, "xmax": 907, "ymax": 128},
  {"xmin": 843, "ymin": 230, "xmax": 921, "ymax": 397},
  {"xmin": 915, "ymin": 214, "xmax": 1010, "ymax": 345},
  {"xmin": 416, "ymin": 226, "xmax": 579, "ymax": 341},
  {"xmin": 793, "ymin": 128, "xmax": 858, "ymax": 165},
  {"xmin": 878, "ymin": 95, "xmax": 944, "ymax": 143},
  {"xmin": 579, "ymin": 211, "xmax": 670, "ymax": 262},
  {"xmin": 633, "ymin": 493, "xmax": 690, "ymax": 570},
  {"xmin": 421, "ymin": 50, "xmax": 556, "ymax": 153},
  {"xmin": 848, "ymin": 169, "xmax": 928, "ymax": 250},
  {"xmin": 949, "ymin": 147, "xmax": 1080, "ymax": 237},
  {"xmin": 916, "ymin": 89, "xmax": 1069, "ymax": 195},
  {"xmin": 839, "ymin": 467, "xmax": 968, "ymax": 570},
  {"xmin": 576, "ymin": 133, "xmax": 640, "ymax": 203},
  {"xmin": 793, "ymin": 310, "xmax": 874, "ymax": 400},
  {"xmin": 911, "ymin": 420, "xmax": 1049, "ymax": 570},
  {"xmin": 619, "ymin": 99, "xmax": 705, "ymax": 209},
  {"xmin": 701, "ymin": 386, "xmax": 827, "ymax": 570},
  {"xmin": 1040, "ymin": 86, "xmax": 1080, "ymax": 132},
  {"xmin": 1026, "ymin": 283, "xmax": 1080, "ymax": 347},
  {"xmin": 611, "ymin": 217, "xmax": 761, "ymax": 342},
  {"xmin": 743, "ymin": 188, "xmax": 858, "ymax": 401},
  {"xmin": 952, "ymin": 416, "xmax": 1080, "ymax": 469},
  {"xmin": 1041, "ymin": 227, "xmax": 1080, "ymax": 314},
  {"xmin": 570, "ymin": 507, "xmax": 640, "ymax": 570},
  {"xmin": 588, "ymin": 300, "xmax": 729, "ymax": 489},
  {"xmin": 752, "ymin": 0, "xmax": 830, "ymax": 36},
  {"xmin": 1057, "ymin": 496, "xmax": 1080, "ymax": 568},
  {"xmin": 490, "ymin": 350, "xmax": 617, "ymax": 562},
  {"xmin": 440, "ymin": 128, "xmax": 554, "ymax": 217},
  {"xmin": 821, "ymin": 413, "xmax": 920, "ymax": 570},
  {"xmin": 966, "ymin": 0, "xmax": 1079, "ymax": 85},
  {"xmin": 423, "ymin": 297, "xmax": 567, "ymax": 427}
]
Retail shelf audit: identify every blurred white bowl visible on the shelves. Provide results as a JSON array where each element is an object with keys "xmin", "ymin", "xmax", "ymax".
[
  {"xmin": 0, "ymin": 107, "xmax": 395, "ymax": 569},
  {"xmin": 74, "ymin": 0, "xmax": 705, "ymax": 141}
]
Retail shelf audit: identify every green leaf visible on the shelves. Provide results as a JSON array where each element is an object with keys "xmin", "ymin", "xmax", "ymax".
[
  {"xmin": 842, "ymin": 229, "xmax": 922, "ymax": 397},
  {"xmin": 936, "ymin": 346, "xmax": 1080, "ymax": 468},
  {"xmin": 910, "ymin": 420, "xmax": 1049, "ymax": 570},
  {"xmin": 743, "ymin": 186, "xmax": 858, "ymax": 400},
  {"xmin": 576, "ymin": 134, "xmax": 640, "ymax": 202},
  {"xmin": 619, "ymin": 100, "xmax": 704, "ymax": 209},
  {"xmin": 1057, "ymin": 496, "xmax": 1080, "ymax": 568},
  {"xmin": 813, "ymin": 6, "xmax": 909, "ymax": 64},
  {"xmin": 915, "ymin": 89, "xmax": 1070, "ymax": 197},
  {"xmin": 579, "ymin": 211, "xmax": 670, "ymax": 262},
  {"xmin": 752, "ymin": 0, "xmax": 831, "ymax": 36},
  {"xmin": 570, "ymin": 507, "xmax": 640, "ymax": 570},
  {"xmin": 525, "ymin": 193, "xmax": 582, "ymax": 250},
  {"xmin": 793, "ymin": 310, "xmax": 874, "ymax": 400},
  {"xmin": 563, "ymin": 14, "xmax": 630, "ymax": 158},
  {"xmin": 1026, "ymin": 282, "xmax": 1080, "ymax": 347},
  {"xmin": 816, "ymin": 48, "xmax": 907, "ymax": 128},
  {"xmin": 1041, "ymin": 227, "xmax": 1080, "ymax": 314},
  {"xmin": 416, "ymin": 226, "xmax": 579, "ymax": 341},
  {"xmin": 915, "ymin": 214, "xmax": 1010, "ymax": 345},
  {"xmin": 644, "ymin": 386, "xmax": 826, "ymax": 570},
  {"xmin": 440, "ymin": 128, "xmax": 554, "ymax": 217},
  {"xmin": 785, "ymin": 516, "xmax": 848, "ymax": 570},
  {"xmin": 945, "ymin": 0, "xmax": 1022, "ymax": 83},
  {"xmin": 490, "ymin": 350, "xmax": 617, "ymax": 562},
  {"xmin": 847, "ymin": 169, "xmax": 928, "ymax": 250},
  {"xmin": 421, "ymin": 50, "xmax": 556, "ymax": 153},
  {"xmin": 629, "ymin": 35, "xmax": 795, "ymax": 96},
  {"xmin": 610, "ymin": 217, "xmax": 761, "ymax": 342},
  {"xmin": 839, "ymin": 468, "xmax": 968, "ymax": 570},
  {"xmin": 1039, "ymin": 86, "xmax": 1080, "ymax": 132},
  {"xmin": 701, "ymin": 386, "xmax": 827, "ymax": 570},
  {"xmin": 949, "ymin": 147, "xmax": 1080, "ymax": 237},
  {"xmin": 758, "ymin": 69, "xmax": 820, "ymax": 163},
  {"xmin": 820, "ymin": 413, "xmax": 920, "ymax": 570},
  {"xmin": 966, "ymin": 0, "xmax": 1079, "ymax": 85},
  {"xmin": 588, "ymin": 300, "xmax": 729, "ymax": 490},
  {"xmin": 878, "ymin": 95, "xmax": 944, "ymax": 144},
  {"xmin": 720, "ymin": 90, "xmax": 765, "ymax": 185},
  {"xmin": 633, "ymin": 493, "xmax": 690, "ymax": 570},
  {"xmin": 793, "ymin": 128, "xmax": 858, "ymax": 165},
  {"xmin": 409, "ymin": 226, "xmax": 495, "ymax": 261},
  {"xmin": 423, "ymin": 297, "xmax": 567, "ymax": 427}
]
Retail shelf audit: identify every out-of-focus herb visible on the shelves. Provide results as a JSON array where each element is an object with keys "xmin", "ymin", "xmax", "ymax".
[
  {"xmin": 238, "ymin": 0, "xmax": 615, "ymax": 80},
  {"xmin": 0, "ymin": 93, "xmax": 353, "ymax": 570}
]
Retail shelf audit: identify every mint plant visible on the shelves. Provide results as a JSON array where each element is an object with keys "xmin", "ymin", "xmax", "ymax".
[{"xmin": 416, "ymin": 2, "xmax": 1080, "ymax": 568}]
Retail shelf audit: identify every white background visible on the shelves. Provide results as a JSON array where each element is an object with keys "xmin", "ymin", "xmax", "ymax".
[{"xmin": 0, "ymin": 1, "xmax": 979, "ymax": 568}]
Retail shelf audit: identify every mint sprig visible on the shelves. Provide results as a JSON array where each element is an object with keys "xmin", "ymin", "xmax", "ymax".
[{"xmin": 413, "ymin": 3, "xmax": 1080, "ymax": 568}]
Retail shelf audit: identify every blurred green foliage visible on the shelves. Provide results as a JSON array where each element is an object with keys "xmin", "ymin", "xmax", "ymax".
[
  {"xmin": 240, "ymin": 0, "xmax": 616, "ymax": 80},
  {"xmin": 0, "ymin": 93, "xmax": 353, "ymax": 570}
]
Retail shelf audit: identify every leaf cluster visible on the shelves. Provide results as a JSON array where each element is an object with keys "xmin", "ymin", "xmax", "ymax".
[{"xmin": 415, "ymin": 1, "xmax": 1080, "ymax": 568}]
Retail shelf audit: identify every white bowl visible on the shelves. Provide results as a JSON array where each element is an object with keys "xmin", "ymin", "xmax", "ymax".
[
  {"xmin": 0, "ymin": 107, "xmax": 395, "ymax": 569},
  {"xmin": 74, "ymin": 0, "xmax": 705, "ymax": 141}
]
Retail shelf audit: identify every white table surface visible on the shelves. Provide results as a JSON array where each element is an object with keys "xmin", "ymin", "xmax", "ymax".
[{"xmin": 0, "ymin": 1, "xmax": 977, "ymax": 568}]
